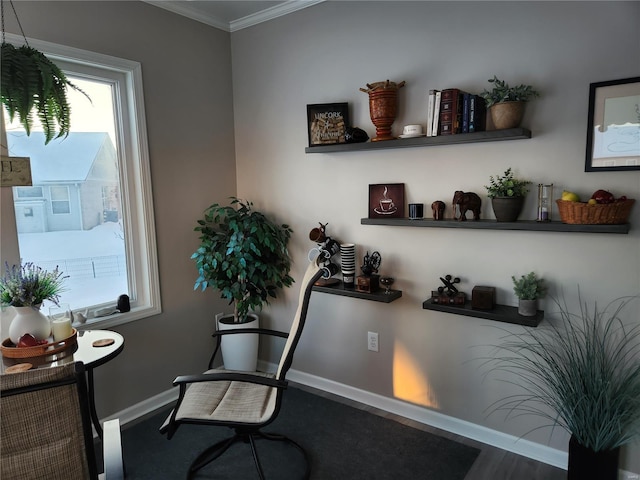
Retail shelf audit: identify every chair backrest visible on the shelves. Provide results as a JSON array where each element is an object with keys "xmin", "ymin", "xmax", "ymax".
[
  {"xmin": 275, "ymin": 259, "xmax": 323, "ymax": 379},
  {"xmin": 1, "ymin": 362, "xmax": 98, "ymax": 480}
]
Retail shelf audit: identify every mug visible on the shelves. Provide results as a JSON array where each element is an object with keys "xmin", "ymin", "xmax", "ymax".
[
  {"xmin": 409, "ymin": 203, "xmax": 424, "ymax": 219},
  {"xmin": 309, "ymin": 227, "xmax": 326, "ymax": 243},
  {"xmin": 321, "ymin": 262, "xmax": 340, "ymax": 279},
  {"xmin": 323, "ymin": 237, "xmax": 340, "ymax": 257},
  {"xmin": 402, "ymin": 124, "xmax": 423, "ymax": 136}
]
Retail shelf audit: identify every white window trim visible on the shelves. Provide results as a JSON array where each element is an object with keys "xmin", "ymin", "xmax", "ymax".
[{"xmin": 2, "ymin": 33, "xmax": 161, "ymax": 329}]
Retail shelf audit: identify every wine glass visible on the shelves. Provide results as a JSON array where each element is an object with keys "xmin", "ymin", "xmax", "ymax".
[{"xmin": 380, "ymin": 276, "xmax": 395, "ymax": 295}]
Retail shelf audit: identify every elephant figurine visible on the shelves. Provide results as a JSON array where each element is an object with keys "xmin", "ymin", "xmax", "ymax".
[
  {"xmin": 452, "ymin": 191, "xmax": 481, "ymax": 221},
  {"xmin": 431, "ymin": 201, "xmax": 445, "ymax": 220}
]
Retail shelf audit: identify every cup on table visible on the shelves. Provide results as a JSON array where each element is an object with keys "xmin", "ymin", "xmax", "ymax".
[
  {"xmin": 49, "ymin": 303, "xmax": 73, "ymax": 341},
  {"xmin": 409, "ymin": 203, "xmax": 424, "ymax": 219}
]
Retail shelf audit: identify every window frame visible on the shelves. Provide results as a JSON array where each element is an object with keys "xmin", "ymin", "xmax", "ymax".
[
  {"xmin": 49, "ymin": 185, "xmax": 71, "ymax": 215},
  {"xmin": 1, "ymin": 33, "xmax": 161, "ymax": 328}
]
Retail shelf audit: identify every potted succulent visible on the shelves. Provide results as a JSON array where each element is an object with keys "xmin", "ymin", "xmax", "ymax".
[
  {"xmin": 486, "ymin": 294, "xmax": 640, "ymax": 480},
  {"xmin": 1, "ymin": 42, "xmax": 89, "ymax": 144},
  {"xmin": 192, "ymin": 197, "xmax": 294, "ymax": 370},
  {"xmin": 511, "ymin": 271, "xmax": 545, "ymax": 316},
  {"xmin": 479, "ymin": 76, "xmax": 540, "ymax": 129},
  {"xmin": 485, "ymin": 168, "xmax": 531, "ymax": 222},
  {"xmin": 0, "ymin": 262, "xmax": 66, "ymax": 343}
]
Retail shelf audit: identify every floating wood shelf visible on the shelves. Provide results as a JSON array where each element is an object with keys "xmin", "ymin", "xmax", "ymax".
[
  {"xmin": 422, "ymin": 299, "xmax": 543, "ymax": 327},
  {"xmin": 313, "ymin": 281, "xmax": 402, "ymax": 303},
  {"xmin": 361, "ymin": 217, "xmax": 630, "ymax": 234},
  {"xmin": 305, "ymin": 128, "xmax": 531, "ymax": 153}
]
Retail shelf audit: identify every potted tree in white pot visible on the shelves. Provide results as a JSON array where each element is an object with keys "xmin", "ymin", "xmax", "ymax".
[{"xmin": 192, "ymin": 197, "xmax": 294, "ymax": 371}]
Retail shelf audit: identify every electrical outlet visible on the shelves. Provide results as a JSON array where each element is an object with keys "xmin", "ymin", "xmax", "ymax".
[{"xmin": 368, "ymin": 331, "xmax": 379, "ymax": 352}]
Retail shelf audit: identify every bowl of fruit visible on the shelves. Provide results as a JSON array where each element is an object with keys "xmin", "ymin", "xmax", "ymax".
[{"xmin": 556, "ymin": 189, "xmax": 635, "ymax": 224}]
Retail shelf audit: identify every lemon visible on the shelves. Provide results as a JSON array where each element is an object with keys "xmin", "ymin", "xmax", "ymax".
[
  {"xmin": 588, "ymin": 199, "xmax": 597, "ymax": 205},
  {"xmin": 562, "ymin": 191, "xmax": 580, "ymax": 202}
]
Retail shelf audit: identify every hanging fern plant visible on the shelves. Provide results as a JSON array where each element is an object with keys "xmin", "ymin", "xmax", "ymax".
[{"xmin": 1, "ymin": 42, "xmax": 89, "ymax": 144}]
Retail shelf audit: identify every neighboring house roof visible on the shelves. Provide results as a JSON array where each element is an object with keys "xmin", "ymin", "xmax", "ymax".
[{"xmin": 6, "ymin": 131, "xmax": 111, "ymax": 184}]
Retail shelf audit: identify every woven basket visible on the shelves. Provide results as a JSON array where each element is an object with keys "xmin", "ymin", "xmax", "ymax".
[{"xmin": 556, "ymin": 199, "xmax": 635, "ymax": 225}]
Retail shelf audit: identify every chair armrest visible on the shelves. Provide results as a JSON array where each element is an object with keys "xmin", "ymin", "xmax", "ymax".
[
  {"xmin": 211, "ymin": 327, "xmax": 288, "ymax": 339},
  {"xmin": 173, "ymin": 371, "xmax": 288, "ymax": 389},
  {"xmin": 102, "ymin": 419, "xmax": 124, "ymax": 480}
]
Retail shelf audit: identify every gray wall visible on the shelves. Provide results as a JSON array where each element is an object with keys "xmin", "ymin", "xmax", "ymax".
[
  {"xmin": 2, "ymin": 0, "xmax": 639, "ymax": 473},
  {"xmin": 2, "ymin": 0, "xmax": 238, "ymax": 419},
  {"xmin": 230, "ymin": 1, "xmax": 640, "ymax": 472}
]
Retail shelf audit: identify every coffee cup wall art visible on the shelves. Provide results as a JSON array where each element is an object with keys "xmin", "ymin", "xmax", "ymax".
[{"xmin": 368, "ymin": 183, "xmax": 405, "ymax": 219}]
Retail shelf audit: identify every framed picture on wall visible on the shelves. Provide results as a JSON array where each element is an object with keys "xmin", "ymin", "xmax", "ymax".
[
  {"xmin": 585, "ymin": 77, "xmax": 640, "ymax": 172},
  {"xmin": 368, "ymin": 183, "xmax": 405, "ymax": 219},
  {"xmin": 307, "ymin": 103, "xmax": 349, "ymax": 147}
]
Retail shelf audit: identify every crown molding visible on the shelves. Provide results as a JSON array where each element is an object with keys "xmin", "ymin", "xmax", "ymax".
[
  {"xmin": 230, "ymin": 0, "xmax": 325, "ymax": 32},
  {"xmin": 144, "ymin": 1, "xmax": 325, "ymax": 33}
]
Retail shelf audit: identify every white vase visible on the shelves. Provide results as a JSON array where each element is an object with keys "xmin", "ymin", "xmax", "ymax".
[
  {"xmin": 216, "ymin": 313, "xmax": 259, "ymax": 372},
  {"xmin": 9, "ymin": 306, "xmax": 52, "ymax": 343}
]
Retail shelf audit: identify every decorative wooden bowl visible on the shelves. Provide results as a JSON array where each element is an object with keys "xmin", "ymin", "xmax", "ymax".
[{"xmin": 1, "ymin": 329, "xmax": 78, "ymax": 359}]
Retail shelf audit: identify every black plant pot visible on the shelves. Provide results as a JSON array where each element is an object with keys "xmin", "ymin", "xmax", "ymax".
[
  {"xmin": 568, "ymin": 436, "xmax": 619, "ymax": 480},
  {"xmin": 491, "ymin": 196, "xmax": 525, "ymax": 222}
]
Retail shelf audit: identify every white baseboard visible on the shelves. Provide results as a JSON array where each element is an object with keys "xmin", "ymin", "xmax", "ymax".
[
  {"xmin": 102, "ymin": 386, "xmax": 178, "ymax": 426},
  {"xmin": 104, "ymin": 362, "xmax": 638, "ymax": 479}
]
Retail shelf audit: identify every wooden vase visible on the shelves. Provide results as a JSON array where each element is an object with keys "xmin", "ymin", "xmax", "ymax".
[{"xmin": 361, "ymin": 80, "xmax": 405, "ymax": 142}]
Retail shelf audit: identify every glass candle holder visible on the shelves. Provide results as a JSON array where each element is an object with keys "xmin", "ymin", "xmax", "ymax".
[{"xmin": 537, "ymin": 184, "xmax": 553, "ymax": 222}]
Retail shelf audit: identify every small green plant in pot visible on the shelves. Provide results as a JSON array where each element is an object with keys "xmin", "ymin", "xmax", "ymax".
[
  {"xmin": 485, "ymin": 294, "xmax": 640, "ymax": 479},
  {"xmin": 479, "ymin": 75, "xmax": 540, "ymax": 129},
  {"xmin": 485, "ymin": 168, "xmax": 531, "ymax": 222},
  {"xmin": 512, "ymin": 271, "xmax": 545, "ymax": 316}
]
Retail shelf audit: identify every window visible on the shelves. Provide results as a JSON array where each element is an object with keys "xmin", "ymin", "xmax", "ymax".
[
  {"xmin": 1, "ymin": 33, "xmax": 161, "ymax": 328},
  {"xmin": 16, "ymin": 187, "xmax": 43, "ymax": 198},
  {"xmin": 50, "ymin": 186, "xmax": 71, "ymax": 215}
]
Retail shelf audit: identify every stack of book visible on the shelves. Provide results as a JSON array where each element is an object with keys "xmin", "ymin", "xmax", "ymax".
[{"xmin": 427, "ymin": 89, "xmax": 486, "ymax": 136}]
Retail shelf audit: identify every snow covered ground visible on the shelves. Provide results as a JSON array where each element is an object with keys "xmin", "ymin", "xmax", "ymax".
[{"xmin": 17, "ymin": 222, "xmax": 128, "ymax": 310}]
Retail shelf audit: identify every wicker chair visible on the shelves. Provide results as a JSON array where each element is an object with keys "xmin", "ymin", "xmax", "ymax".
[
  {"xmin": 160, "ymin": 259, "xmax": 323, "ymax": 479},
  {"xmin": 1, "ymin": 362, "xmax": 123, "ymax": 480}
]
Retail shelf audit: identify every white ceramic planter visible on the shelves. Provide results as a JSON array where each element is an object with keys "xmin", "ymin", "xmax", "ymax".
[
  {"xmin": 9, "ymin": 306, "xmax": 51, "ymax": 343},
  {"xmin": 216, "ymin": 313, "xmax": 259, "ymax": 372}
]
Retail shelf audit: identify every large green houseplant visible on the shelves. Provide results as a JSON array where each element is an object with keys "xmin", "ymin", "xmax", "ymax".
[
  {"xmin": 479, "ymin": 75, "xmax": 540, "ymax": 129},
  {"xmin": 192, "ymin": 198, "xmax": 294, "ymax": 371},
  {"xmin": 486, "ymin": 294, "xmax": 640, "ymax": 479},
  {"xmin": 192, "ymin": 197, "xmax": 294, "ymax": 323},
  {"xmin": 485, "ymin": 168, "xmax": 531, "ymax": 222}
]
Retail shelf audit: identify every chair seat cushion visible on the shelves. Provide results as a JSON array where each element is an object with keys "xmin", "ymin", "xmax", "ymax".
[{"xmin": 171, "ymin": 369, "xmax": 278, "ymax": 426}]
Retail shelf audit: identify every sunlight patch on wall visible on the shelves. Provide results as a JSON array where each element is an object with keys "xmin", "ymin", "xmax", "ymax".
[{"xmin": 392, "ymin": 340, "xmax": 440, "ymax": 409}]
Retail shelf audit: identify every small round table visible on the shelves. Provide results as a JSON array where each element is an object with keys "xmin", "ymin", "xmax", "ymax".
[{"xmin": 1, "ymin": 329, "xmax": 124, "ymax": 439}]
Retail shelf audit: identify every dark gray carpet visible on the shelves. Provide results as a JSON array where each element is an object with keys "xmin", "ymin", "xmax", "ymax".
[{"xmin": 117, "ymin": 387, "xmax": 480, "ymax": 479}]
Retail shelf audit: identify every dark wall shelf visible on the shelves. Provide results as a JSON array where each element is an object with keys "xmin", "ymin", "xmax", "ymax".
[
  {"xmin": 361, "ymin": 217, "xmax": 630, "ymax": 234},
  {"xmin": 305, "ymin": 128, "xmax": 531, "ymax": 154},
  {"xmin": 313, "ymin": 281, "xmax": 402, "ymax": 303},
  {"xmin": 422, "ymin": 299, "xmax": 543, "ymax": 327}
]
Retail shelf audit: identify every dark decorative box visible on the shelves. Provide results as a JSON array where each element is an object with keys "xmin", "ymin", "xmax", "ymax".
[
  {"xmin": 356, "ymin": 274, "xmax": 380, "ymax": 293},
  {"xmin": 431, "ymin": 291, "xmax": 466, "ymax": 305},
  {"xmin": 472, "ymin": 286, "xmax": 496, "ymax": 310}
]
